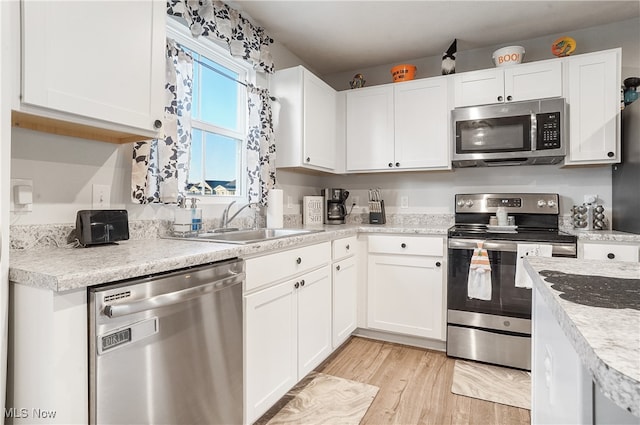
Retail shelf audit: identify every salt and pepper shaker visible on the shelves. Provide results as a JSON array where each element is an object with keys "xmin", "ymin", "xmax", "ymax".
[{"xmin": 571, "ymin": 203, "xmax": 607, "ymax": 230}]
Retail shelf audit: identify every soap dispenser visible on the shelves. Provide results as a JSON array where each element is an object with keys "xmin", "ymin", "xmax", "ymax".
[
  {"xmin": 173, "ymin": 198, "xmax": 192, "ymax": 235},
  {"xmin": 189, "ymin": 197, "xmax": 202, "ymax": 233}
]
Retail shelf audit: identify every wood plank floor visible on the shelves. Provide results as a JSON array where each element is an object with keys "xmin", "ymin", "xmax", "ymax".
[{"xmin": 315, "ymin": 336, "xmax": 531, "ymax": 425}]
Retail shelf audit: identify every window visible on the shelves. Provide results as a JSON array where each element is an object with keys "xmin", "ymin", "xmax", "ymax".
[{"xmin": 167, "ymin": 20, "xmax": 253, "ymax": 199}]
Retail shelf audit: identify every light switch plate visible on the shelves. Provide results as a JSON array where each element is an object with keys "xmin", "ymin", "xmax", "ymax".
[
  {"xmin": 400, "ymin": 196, "xmax": 409, "ymax": 208},
  {"xmin": 92, "ymin": 184, "xmax": 111, "ymax": 209},
  {"xmin": 11, "ymin": 178, "xmax": 33, "ymax": 212}
]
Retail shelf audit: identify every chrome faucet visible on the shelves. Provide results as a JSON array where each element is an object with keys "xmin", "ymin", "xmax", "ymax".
[{"xmin": 221, "ymin": 201, "xmax": 256, "ymax": 229}]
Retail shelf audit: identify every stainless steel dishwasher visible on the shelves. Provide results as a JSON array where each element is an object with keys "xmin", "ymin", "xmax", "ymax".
[{"xmin": 88, "ymin": 258, "xmax": 244, "ymax": 425}]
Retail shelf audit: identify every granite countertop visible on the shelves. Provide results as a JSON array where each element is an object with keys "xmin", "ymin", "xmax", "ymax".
[
  {"xmin": 524, "ymin": 256, "xmax": 640, "ymax": 417},
  {"xmin": 566, "ymin": 229, "xmax": 640, "ymax": 243},
  {"xmin": 9, "ymin": 224, "xmax": 450, "ymax": 292}
]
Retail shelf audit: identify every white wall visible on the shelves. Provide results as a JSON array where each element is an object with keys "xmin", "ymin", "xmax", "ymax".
[
  {"xmin": 316, "ymin": 165, "xmax": 612, "ymax": 216},
  {"xmin": 323, "ymin": 17, "xmax": 640, "ymax": 90}
]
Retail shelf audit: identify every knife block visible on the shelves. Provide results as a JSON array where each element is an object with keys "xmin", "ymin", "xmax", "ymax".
[{"xmin": 369, "ymin": 200, "xmax": 386, "ymax": 225}]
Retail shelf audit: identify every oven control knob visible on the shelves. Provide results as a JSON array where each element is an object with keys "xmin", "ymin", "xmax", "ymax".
[
  {"xmin": 547, "ymin": 200, "xmax": 556, "ymax": 208},
  {"xmin": 457, "ymin": 200, "xmax": 465, "ymax": 207},
  {"xmin": 465, "ymin": 200, "xmax": 474, "ymax": 207},
  {"xmin": 537, "ymin": 200, "xmax": 547, "ymax": 207}
]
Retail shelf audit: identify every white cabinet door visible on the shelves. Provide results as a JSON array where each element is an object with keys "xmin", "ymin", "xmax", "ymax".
[
  {"xmin": 21, "ymin": 0, "xmax": 164, "ymax": 136},
  {"xmin": 581, "ymin": 242, "xmax": 639, "ymax": 262},
  {"xmin": 332, "ymin": 256, "xmax": 358, "ymax": 348},
  {"xmin": 245, "ymin": 280, "xmax": 298, "ymax": 424},
  {"xmin": 454, "ymin": 68, "xmax": 504, "ymax": 107},
  {"xmin": 505, "ymin": 60, "xmax": 563, "ymax": 102},
  {"xmin": 297, "ymin": 266, "xmax": 332, "ymax": 377},
  {"xmin": 303, "ymin": 71, "xmax": 337, "ymax": 170},
  {"xmin": 272, "ymin": 66, "xmax": 337, "ymax": 171},
  {"xmin": 565, "ymin": 49, "xmax": 621, "ymax": 164},
  {"xmin": 367, "ymin": 253, "xmax": 444, "ymax": 339},
  {"xmin": 454, "ymin": 61, "xmax": 562, "ymax": 107},
  {"xmin": 346, "ymin": 85, "xmax": 394, "ymax": 171},
  {"xmin": 394, "ymin": 77, "xmax": 450, "ymax": 169}
]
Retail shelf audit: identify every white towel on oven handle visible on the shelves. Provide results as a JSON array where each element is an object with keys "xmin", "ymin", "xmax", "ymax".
[
  {"xmin": 467, "ymin": 242, "xmax": 492, "ymax": 301},
  {"xmin": 515, "ymin": 243, "xmax": 553, "ymax": 288}
]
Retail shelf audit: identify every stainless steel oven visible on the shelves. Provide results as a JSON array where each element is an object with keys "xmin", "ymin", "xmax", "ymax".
[{"xmin": 446, "ymin": 193, "xmax": 577, "ymax": 370}]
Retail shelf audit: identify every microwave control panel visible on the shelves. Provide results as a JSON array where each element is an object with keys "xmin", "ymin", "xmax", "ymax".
[{"xmin": 536, "ymin": 112, "xmax": 561, "ymax": 150}]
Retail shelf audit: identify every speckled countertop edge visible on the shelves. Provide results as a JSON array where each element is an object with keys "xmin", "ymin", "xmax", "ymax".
[
  {"xmin": 8, "ymin": 224, "xmax": 450, "ymax": 292},
  {"xmin": 524, "ymin": 256, "xmax": 640, "ymax": 417}
]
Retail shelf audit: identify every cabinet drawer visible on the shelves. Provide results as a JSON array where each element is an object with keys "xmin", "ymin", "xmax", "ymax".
[
  {"xmin": 368, "ymin": 235, "xmax": 443, "ymax": 256},
  {"xmin": 582, "ymin": 243, "xmax": 639, "ymax": 262},
  {"xmin": 332, "ymin": 236, "xmax": 357, "ymax": 260},
  {"xmin": 246, "ymin": 242, "xmax": 331, "ymax": 292}
]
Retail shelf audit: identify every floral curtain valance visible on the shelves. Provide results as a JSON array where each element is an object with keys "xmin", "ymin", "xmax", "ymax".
[
  {"xmin": 167, "ymin": 0, "xmax": 275, "ymax": 74},
  {"xmin": 132, "ymin": 39, "xmax": 193, "ymax": 204}
]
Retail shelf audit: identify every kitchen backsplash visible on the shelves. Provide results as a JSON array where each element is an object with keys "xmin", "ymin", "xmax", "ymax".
[
  {"xmin": 10, "ymin": 213, "xmax": 452, "ymax": 250},
  {"xmin": 6, "ymin": 213, "xmax": 595, "ymax": 251}
]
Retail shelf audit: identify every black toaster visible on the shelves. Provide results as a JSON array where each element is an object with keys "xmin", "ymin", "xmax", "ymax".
[{"xmin": 75, "ymin": 210, "xmax": 129, "ymax": 246}]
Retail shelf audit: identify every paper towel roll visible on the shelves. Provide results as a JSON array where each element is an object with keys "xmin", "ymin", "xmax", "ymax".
[{"xmin": 267, "ymin": 189, "xmax": 284, "ymax": 229}]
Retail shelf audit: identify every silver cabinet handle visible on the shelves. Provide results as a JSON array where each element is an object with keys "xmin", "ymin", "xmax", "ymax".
[{"xmin": 104, "ymin": 274, "xmax": 244, "ymax": 318}]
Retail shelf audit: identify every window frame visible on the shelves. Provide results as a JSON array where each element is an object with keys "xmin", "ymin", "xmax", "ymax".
[{"xmin": 167, "ymin": 18, "xmax": 255, "ymax": 204}]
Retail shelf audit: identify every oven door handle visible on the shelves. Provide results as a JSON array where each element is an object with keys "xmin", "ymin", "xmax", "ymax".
[
  {"xmin": 449, "ymin": 239, "xmax": 519, "ymax": 251},
  {"xmin": 448, "ymin": 238, "xmax": 576, "ymax": 256}
]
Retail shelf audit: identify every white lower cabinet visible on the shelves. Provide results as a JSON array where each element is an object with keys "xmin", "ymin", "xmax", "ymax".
[
  {"xmin": 244, "ymin": 243, "xmax": 332, "ymax": 424},
  {"xmin": 8, "ymin": 286, "xmax": 88, "ymax": 424},
  {"xmin": 532, "ymin": 286, "xmax": 638, "ymax": 424},
  {"xmin": 332, "ymin": 235, "xmax": 358, "ymax": 348},
  {"xmin": 532, "ymin": 287, "xmax": 593, "ymax": 424},
  {"xmin": 297, "ymin": 267, "xmax": 332, "ymax": 377},
  {"xmin": 245, "ymin": 278, "xmax": 298, "ymax": 424},
  {"xmin": 366, "ymin": 235, "xmax": 445, "ymax": 340},
  {"xmin": 580, "ymin": 241, "xmax": 639, "ymax": 262}
]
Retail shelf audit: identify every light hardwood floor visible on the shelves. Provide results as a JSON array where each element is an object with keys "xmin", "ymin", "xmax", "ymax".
[{"xmin": 315, "ymin": 336, "xmax": 531, "ymax": 425}]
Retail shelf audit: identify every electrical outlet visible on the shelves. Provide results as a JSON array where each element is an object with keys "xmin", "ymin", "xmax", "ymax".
[
  {"xmin": 400, "ymin": 196, "xmax": 409, "ymax": 208},
  {"xmin": 11, "ymin": 178, "xmax": 33, "ymax": 212},
  {"xmin": 584, "ymin": 194, "xmax": 598, "ymax": 204},
  {"xmin": 92, "ymin": 184, "xmax": 111, "ymax": 209}
]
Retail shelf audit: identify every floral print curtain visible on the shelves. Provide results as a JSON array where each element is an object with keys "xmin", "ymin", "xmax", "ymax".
[
  {"xmin": 131, "ymin": 39, "xmax": 193, "ymax": 204},
  {"xmin": 246, "ymin": 84, "xmax": 276, "ymax": 206},
  {"xmin": 167, "ymin": 0, "xmax": 274, "ymax": 74}
]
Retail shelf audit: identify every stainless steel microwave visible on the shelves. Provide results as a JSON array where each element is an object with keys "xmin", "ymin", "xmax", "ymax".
[{"xmin": 451, "ymin": 98, "xmax": 567, "ymax": 167}]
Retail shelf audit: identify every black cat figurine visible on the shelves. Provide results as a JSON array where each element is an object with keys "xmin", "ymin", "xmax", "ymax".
[{"xmin": 442, "ymin": 39, "xmax": 457, "ymax": 75}]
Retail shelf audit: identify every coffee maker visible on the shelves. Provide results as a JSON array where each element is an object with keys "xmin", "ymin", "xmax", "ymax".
[{"xmin": 322, "ymin": 188, "xmax": 349, "ymax": 224}]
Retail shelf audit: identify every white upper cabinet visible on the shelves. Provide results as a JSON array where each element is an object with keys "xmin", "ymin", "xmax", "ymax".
[
  {"xmin": 564, "ymin": 49, "xmax": 621, "ymax": 165},
  {"xmin": 19, "ymin": 0, "xmax": 165, "ymax": 142},
  {"xmin": 454, "ymin": 60, "xmax": 562, "ymax": 107},
  {"xmin": 394, "ymin": 77, "xmax": 451, "ymax": 169},
  {"xmin": 346, "ymin": 85, "xmax": 395, "ymax": 171},
  {"xmin": 271, "ymin": 66, "xmax": 337, "ymax": 171},
  {"xmin": 346, "ymin": 77, "xmax": 451, "ymax": 172}
]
